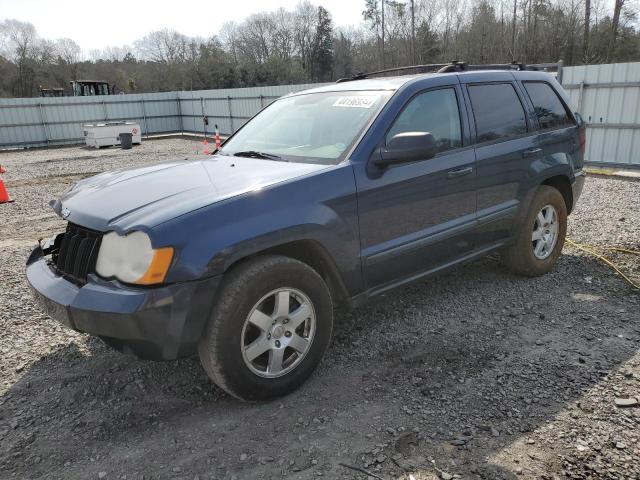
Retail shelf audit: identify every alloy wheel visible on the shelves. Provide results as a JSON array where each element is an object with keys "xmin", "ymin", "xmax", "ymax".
[
  {"xmin": 240, "ymin": 288, "xmax": 316, "ymax": 378},
  {"xmin": 532, "ymin": 204, "xmax": 559, "ymax": 260}
]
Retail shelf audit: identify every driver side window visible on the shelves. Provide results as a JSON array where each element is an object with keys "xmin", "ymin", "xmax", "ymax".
[{"xmin": 387, "ymin": 88, "xmax": 462, "ymax": 154}]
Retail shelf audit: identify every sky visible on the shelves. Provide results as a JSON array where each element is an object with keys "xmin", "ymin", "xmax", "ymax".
[{"xmin": 0, "ymin": 0, "xmax": 364, "ymax": 52}]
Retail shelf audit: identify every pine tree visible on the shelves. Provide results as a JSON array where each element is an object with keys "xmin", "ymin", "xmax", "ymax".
[{"xmin": 314, "ymin": 6, "xmax": 334, "ymax": 81}]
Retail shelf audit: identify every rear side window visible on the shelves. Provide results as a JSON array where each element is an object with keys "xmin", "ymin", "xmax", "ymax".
[
  {"xmin": 468, "ymin": 83, "xmax": 527, "ymax": 143},
  {"xmin": 387, "ymin": 88, "xmax": 462, "ymax": 154},
  {"xmin": 523, "ymin": 82, "xmax": 574, "ymax": 129}
]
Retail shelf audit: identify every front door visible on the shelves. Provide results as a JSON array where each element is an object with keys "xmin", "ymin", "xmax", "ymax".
[{"xmin": 354, "ymin": 86, "xmax": 477, "ymax": 292}]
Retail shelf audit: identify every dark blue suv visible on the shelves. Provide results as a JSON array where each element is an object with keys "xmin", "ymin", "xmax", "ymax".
[{"xmin": 27, "ymin": 65, "xmax": 586, "ymax": 400}]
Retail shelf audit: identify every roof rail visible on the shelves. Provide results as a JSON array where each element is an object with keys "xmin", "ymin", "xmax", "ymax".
[
  {"xmin": 336, "ymin": 63, "xmax": 448, "ymax": 83},
  {"xmin": 335, "ymin": 60, "xmax": 561, "ymax": 83}
]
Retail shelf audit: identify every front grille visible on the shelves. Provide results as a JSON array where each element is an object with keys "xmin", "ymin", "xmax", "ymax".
[{"xmin": 52, "ymin": 223, "xmax": 103, "ymax": 284}]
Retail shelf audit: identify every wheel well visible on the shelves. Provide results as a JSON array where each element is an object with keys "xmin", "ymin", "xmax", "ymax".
[
  {"xmin": 542, "ymin": 175, "xmax": 573, "ymax": 213},
  {"xmin": 227, "ymin": 240, "xmax": 350, "ymax": 307}
]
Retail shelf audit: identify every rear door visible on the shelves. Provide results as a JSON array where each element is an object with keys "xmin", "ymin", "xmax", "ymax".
[
  {"xmin": 461, "ymin": 73, "xmax": 541, "ymax": 247},
  {"xmin": 519, "ymin": 79, "xmax": 580, "ymax": 176}
]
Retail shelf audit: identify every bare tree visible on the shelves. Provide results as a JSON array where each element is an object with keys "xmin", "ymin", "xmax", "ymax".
[
  {"xmin": 0, "ymin": 19, "xmax": 39, "ymax": 95},
  {"xmin": 88, "ymin": 45, "xmax": 132, "ymax": 62},
  {"xmin": 219, "ymin": 22, "xmax": 240, "ymax": 64},
  {"xmin": 584, "ymin": 0, "xmax": 591, "ymax": 61},
  {"xmin": 1, "ymin": 1, "xmax": 639, "ymax": 98},
  {"xmin": 55, "ymin": 38, "xmax": 82, "ymax": 80},
  {"xmin": 295, "ymin": 1, "xmax": 319, "ymax": 77},
  {"xmin": 134, "ymin": 29, "xmax": 190, "ymax": 63},
  {"xmin": 608, "ymin": 0, "xmax": 626, "ymax": 60}
]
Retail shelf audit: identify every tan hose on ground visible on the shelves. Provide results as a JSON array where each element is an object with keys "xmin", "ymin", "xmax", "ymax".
[{"xmin": 565, "ymin": 237, "xmax": 640, "ymax": 291}]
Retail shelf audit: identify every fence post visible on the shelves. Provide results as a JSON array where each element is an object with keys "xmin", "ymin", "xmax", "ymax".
[
  {"xmin": 38, "ymin": 103, "xmax": 50, "ymax": 145},
  {"xmin": 557, "ymin": 59, "xmax": 564, "ymax": 84},
  {"xmin": 577, "ymin": 81, "xmax": 585, "ymax": 114},
  {"xmin": 176, "ymin": 92, "xmax": 184, "ymax": 136},
  {"xmin": 200, "ymin": 97, "xmax": 206, "ymax": 139},
  {"xmin": 227, "ymin": 96, "xmax": 234, "ymax": 134},
  {"xmin": 141, "ymin": 98, "xmax": 149, "ymax": 138},
  {"xmin": 259, "ymin": 94, "xmax": 265, "ymax": 109},
  {"xmin": 102, "ymin": 99, "xmax": 108, "ymax": 121}
]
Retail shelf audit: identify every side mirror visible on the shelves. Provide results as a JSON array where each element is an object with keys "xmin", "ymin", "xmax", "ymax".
[{"xmin": 373, "ymin": 132, "xmax": 438, "ymax": 168}]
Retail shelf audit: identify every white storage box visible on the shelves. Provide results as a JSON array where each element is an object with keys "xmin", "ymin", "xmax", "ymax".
[{"xmin": 83, "ymin": 122, "xmax": 142, "ymax": 148}]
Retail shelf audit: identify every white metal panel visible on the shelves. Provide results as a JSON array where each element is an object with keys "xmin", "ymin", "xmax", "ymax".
[{"xmin": 562, "ymin": 62, "xmax": 640, "ymax": 166}]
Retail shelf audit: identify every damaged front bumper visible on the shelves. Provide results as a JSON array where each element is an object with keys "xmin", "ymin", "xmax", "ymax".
[{"xmin": 26, "ymin": 245, "xmax": 220, "ymax": 360}]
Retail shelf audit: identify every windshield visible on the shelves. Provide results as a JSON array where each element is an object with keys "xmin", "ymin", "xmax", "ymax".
[{"xmin": 219, "ymin": 91, "xmax": 391, "ymax": 164}]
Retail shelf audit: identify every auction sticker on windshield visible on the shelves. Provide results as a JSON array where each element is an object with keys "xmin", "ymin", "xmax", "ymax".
[{"xmin": 333, "ymin": 95, "xmax": 379, "ymax": 108}]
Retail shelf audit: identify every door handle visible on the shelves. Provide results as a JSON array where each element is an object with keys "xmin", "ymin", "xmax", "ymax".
[
  {"xmin": 522, "ymin": 147, "xmax": 543, "ymax": 158},
  {"xmin": 446, "ymin": 166, "xmax": 473, "ymax": 179}
]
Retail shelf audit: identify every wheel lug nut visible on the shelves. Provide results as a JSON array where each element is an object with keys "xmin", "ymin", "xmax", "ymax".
[
  {"xmin": 275, "ymin": 340, "xmax": 281, "ymax": 347},
  {"xmin": 285, "ymin": 331, "xmax": 292, "ymax": 337},
  {"xmin": 283, "ymin": 318, "xmax": 288, "ymax": 324},
  {"xmin": 267, "ymin": 333, "xmax": 271, "ymax": 339}
]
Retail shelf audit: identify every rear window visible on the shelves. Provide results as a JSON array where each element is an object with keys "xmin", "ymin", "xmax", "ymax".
[
  {"xmin": 524, "ymin": 82, "xmax": 574, "ymax": 130},
  {"xmin": 468, "ymin": 83, "xmax": 527, "ymax": 143}
]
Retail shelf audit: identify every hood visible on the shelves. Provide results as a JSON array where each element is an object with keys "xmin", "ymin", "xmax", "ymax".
[{"xmin": 52, "ymin": 155, "xmax": 329, "ymax": 231}]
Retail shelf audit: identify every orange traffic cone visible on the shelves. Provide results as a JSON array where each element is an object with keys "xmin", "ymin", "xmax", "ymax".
[
  {"xmin": 214, "ymin": 124, "xmax": 221, "ymax": 150},
  {"xmin": 202, "ymin": 139, "xmax": 210, "ymax": 155},
  {"xmin": 0, "ymin": 165, "xmax": 13, "ymax": 204}
]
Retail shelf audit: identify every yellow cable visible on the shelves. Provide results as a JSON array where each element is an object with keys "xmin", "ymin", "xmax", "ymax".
[
  {"xmin": 565, "ymin": 237, "xmax": 640, "ymax": 291},
  {"xmin": 607, "ymin": 247, "xmax": 640, "ymax": 256}
]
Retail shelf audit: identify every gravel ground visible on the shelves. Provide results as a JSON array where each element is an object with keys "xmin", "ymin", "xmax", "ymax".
[{"xmin": 0, "ymin": 139, "xmax": 639, "ymax": 480}]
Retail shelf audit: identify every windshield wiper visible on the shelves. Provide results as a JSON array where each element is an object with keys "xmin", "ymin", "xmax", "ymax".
[{"xmin": 232, "ymin": 150, "xmax": 285, "ymax": 161}]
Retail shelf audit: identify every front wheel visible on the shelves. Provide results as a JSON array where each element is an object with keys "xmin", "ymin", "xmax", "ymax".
[
  {"xmin": 198, "ymin": 255, "xmax": 333, "ymax": 401},
  {"xmin": 501, "ymin": 185, "xmax": 567, "ymax": 276}
]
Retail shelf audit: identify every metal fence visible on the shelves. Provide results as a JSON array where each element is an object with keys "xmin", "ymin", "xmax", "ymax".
[
  {"xmin": 0, "ymin": 83, "xmax": 324, "ymax": 149},
  {"xmin": 1, "ymin": 62, "xmax": 639, "ymax": 167},
  {"xmin": 562, "ymin": 62, "xmax": 640, "ymax": 167}
]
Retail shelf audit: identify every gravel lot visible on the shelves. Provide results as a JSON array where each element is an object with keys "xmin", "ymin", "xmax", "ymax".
[{"xmin": 1, "ymin": 139, "xmax": 639, "ymax": 480}]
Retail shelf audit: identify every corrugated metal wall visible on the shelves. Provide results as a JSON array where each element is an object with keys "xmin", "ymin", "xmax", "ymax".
[
  {"xmin": 2, "ymin": 63, "xmax": 639, "ymax": 167},
  {"xmin": 0, "ymin": 91, "xmax": 183, "ymax": 148},
  {"xmin": 0, "ymin": 83, "xmax": 324, "ymax": 149},
  {"xmin": 562, "ymin": 62, "xmax": 640, "ymax": 167},
  {"xmin": 178, "ymin": 83, "xmax": 324, "ymax": 136}
]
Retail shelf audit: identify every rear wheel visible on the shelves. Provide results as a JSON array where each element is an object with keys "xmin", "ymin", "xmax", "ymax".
[
  {"xmin": 198, "ymin": 255, "xmax": 333, "ymax": 401},
  {"xmin": 501, "ymin": 185, "xmax": 567, "ymax": 276}
]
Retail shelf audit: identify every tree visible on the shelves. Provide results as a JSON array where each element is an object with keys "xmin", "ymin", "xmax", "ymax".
[
  {"xmin": 0, "ymin": 19, "xmax": 39, "ymax": 96},
  {"xmin": 295, "ymin": 1, "xmax": 319, "ymax": 79},
  {"xmin": 584, "ymin": 0, "xmax": 591, "ymax": 62},
  {"xmin": 55, "ymin": 38, "xmax": 82, "ymax": 80},
  {"xmin": 314, "ymin": 6, "xmax": 334, "ymax": 81},
  {"xmin": 363, "ymin": 0, "xmax": 382, "ymax": 67},
  {"xmin": 134, "ymin": 29, "xmax": 190, "ymax": 63},
  {"xmin": 608, "ymin": 0, "xmax": 626, "ymax": 60},
  {"xmin": 1, "ymin": 1, "xmax": 639, "ymax": 98}
]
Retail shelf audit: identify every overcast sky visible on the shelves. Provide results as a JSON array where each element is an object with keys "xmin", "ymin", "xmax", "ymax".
[{"xmin": 0, "ymin": 0, "xmax": 364, "ymax": 51}]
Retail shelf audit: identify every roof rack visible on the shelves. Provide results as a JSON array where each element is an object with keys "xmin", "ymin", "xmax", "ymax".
[{"xmin": 335, "ymin": 60, "xmax": 562, "ymax": 83}]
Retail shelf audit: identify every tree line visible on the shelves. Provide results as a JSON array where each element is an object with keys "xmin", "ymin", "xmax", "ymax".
[{"xmin": 0, "ymin": 0, "xmax": 638, "ymax": 98}]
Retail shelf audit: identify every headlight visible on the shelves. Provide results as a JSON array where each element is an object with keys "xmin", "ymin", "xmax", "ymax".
[{"xmin": 95, "ymin": 231, "xmax": 174, "ymax": 285}]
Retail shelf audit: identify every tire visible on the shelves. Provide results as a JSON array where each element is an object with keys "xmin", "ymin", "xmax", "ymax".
[
  {"xmin": 501, "ymin": 185, "xmax": 567, "ymax": 277},
  {"xmin": 198, "ymin": 255, "xmax": 333, "ymax": 401}
]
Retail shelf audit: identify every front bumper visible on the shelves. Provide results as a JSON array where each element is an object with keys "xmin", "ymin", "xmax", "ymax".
[{"xmin": 26, "ymin": 246, "xmax": 220, "ymax": 360}]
